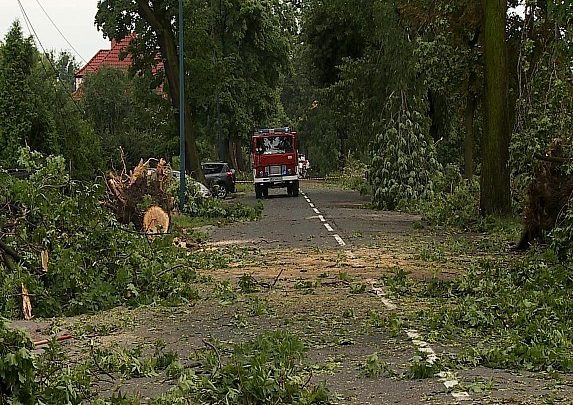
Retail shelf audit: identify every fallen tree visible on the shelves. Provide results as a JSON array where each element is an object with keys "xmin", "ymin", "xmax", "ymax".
[
  {"xmin": 0, "ymin": 148, "xmax": 213, "ymax": 319},
  {"xmin": 513, "ymin": 138, "xmax": 573, "ymax": 251},
  {"xmin": 106, "ymin": 156, "xmax": 174, "ymax": 232}
]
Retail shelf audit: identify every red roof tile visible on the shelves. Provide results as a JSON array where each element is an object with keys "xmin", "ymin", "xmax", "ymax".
[{"xmin": 75, "ymin": 34, "xmax": 136, "ymax": 78}]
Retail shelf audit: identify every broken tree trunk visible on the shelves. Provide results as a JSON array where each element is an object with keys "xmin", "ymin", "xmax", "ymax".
[{"xmin": 106, "ymin": 158, "xmax": 175, "ymax": 231}]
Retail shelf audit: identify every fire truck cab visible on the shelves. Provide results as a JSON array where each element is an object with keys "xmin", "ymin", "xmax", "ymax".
[{"xmin": 251, "ymin": 128, "xmax": 299, "ymax": 198}]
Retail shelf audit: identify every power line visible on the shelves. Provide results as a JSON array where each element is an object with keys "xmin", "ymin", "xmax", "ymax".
[
  {"xmin": 16, "ymin": 0, "xmax": 83, "ymax": 115},
  {"xmin": 32, "ymin": 0, "xmax": 88, "ymax": 64}
]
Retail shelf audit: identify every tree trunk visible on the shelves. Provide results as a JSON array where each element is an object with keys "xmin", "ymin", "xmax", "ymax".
[
  {"xmin": 135, "ymin": 0, "xmax": 204, "ymax": 182},
  {"xmin": 481, "ymin": 0, "xmax": 511, "ymax": 215},
  {"xmin": 463, "ymin": 77, "xmax": 477, "ymax": 179},
  {"xmin": 428, "ymin": 90, "xmax": 446, "ymax": 143},
  {"xmin": 228, "ymin": 136, "xmax": 243, "ymax": 171}
]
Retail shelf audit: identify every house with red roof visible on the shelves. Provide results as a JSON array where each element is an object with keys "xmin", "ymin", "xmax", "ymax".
[{"xmin": 74, "ymin": 34, "xmax": 164, "ymax": 97}]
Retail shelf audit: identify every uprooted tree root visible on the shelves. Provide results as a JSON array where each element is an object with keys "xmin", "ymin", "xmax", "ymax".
[
  {"xmin": 105, "ymin": 157, "xmax": 174, "ymax": 232},
  {"xmin": 514, "ymin": 137, "xmax": 573, "ymax": 250}
]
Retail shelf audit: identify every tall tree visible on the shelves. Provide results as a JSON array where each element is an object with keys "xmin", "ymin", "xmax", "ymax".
[
  {"xmin": 0, "ymin": 21, "xmax": 35, "ymax": 167},
  {"xmin": 481, "ymin": 0, "xmax": 511, "ymax": 215},
  {"xmin": 82, "ymin": 66, "xmax": 178, "ymax": 167},
  {"xmin": 96, "ymin": 0, "xmax": 205, "ymax": 181}
]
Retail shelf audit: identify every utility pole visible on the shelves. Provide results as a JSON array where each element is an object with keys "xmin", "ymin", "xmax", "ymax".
[{"xmin": 178, "ymin": 0, "xmax": 186, "ymax": 209}]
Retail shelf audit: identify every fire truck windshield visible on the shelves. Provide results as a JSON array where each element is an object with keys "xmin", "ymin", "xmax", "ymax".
[{"xmin": 256, "ymin": 136, "xmax": 293, "ymax": 155}]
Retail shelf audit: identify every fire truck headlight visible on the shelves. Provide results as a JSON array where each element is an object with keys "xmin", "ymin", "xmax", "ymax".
[
  {"xmin": 288, "ymin": 168, "xmax": 293, "ymax": 175},
  {"xmin": 258, "ymin": 171, "xmax": 264, "ymax": 177}
]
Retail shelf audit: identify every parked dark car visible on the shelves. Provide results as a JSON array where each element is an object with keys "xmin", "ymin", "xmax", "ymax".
[{"xmin": 201, "ymin": 162, "xmax": 236, "ymax": 198}]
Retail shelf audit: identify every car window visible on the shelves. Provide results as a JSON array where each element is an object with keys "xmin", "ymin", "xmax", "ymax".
[
  {"xmin": 202, "ymin": 164, "xmax": 223, "ymax": 174},
  {"xmin": 256, "ymin": 136, "xmax": 293, "ymax": 154}
]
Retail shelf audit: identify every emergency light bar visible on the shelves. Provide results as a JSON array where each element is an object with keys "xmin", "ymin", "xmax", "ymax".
[{"xmin": 256, "ymin": 127, "xmax": 291, "ymax": 134}]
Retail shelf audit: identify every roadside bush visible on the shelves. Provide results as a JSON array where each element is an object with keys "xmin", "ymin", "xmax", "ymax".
[
  {"xmin": 0, "ymin": 318, "xmax": 36, "ymax": 404},
  {"xmin": 338, "ymin": 158, "xmax": 370, "ymax": 195},
  {"xmin": 0, "ymin": 149, "xmax": 222, "ymax": 318},
  {"xmin": 413, "ymin": 165, "xmax": 480, "ymax": 228}
]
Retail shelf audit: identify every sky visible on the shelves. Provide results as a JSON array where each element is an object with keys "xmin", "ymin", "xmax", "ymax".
[
  {"xmin": 0, "ymin": 1, "xmax": 526, "ymax": 67},
  {"xmin": 1, "ymin": 0, "xmax": 110, "ymax": 65}
]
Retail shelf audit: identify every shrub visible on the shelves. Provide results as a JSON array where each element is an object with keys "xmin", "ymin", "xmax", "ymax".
[
  {"xmin": 0, "ymin": 318, "xmax": 36, "ymax": 404},
  {"xmin": 414, "ymin": 165, "xmax": 480, "ymax": 228}
]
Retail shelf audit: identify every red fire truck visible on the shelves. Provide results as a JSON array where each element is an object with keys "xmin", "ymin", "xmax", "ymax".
[{"xmin": 251, "ymin": 128, "xmax": 299, "ymax": 198}]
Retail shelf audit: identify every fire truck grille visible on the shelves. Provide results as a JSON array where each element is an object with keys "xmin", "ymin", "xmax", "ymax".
[{"xmin": 269, "ymin": 165, "xmax": 282, "ymax": 175}]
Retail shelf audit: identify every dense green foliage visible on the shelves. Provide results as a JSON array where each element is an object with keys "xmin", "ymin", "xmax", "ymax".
[
  {"xmin": 0, "ymin": 21, "xmax": 35, "ymax": 167},
  {"xmin": 424, "ymin": 254, "xmax": 573, "ymax": 371},
  {"xmin": 81, "ymin": 67, "xmax": 178, "ymax": 168},
  {"xmin": 0, "ymin": 22, "xmax": 102, "ymax": 178},
  {"xmin": 154, "ymin": 331, "xmax": 330, "ymax": 405},
  {"xmin": 0, "ymin": 319, "xmax": 36, "ymax": 404},
  {"xmin": 95, "ymin": 0, "xmax": 295, "ymax": 172},
  {"xmin": 0, "ymin": 149, "xmax": 226, "ymax": 318}
]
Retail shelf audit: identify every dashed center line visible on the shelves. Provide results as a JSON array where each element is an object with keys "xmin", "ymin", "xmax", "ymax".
[
  {"xmin": 333, "ymin": 234, "xmax": 346, "ymax": 246},
  {"xmin": 304, "ymin": 192, "xmax": 342, "ymax": 244},
  {"xmin": 369, "ymin": 281, "xmax": 397, "ymax": 310},
  {"xmin": 407, "ymin": 330, "xmax": 470, "ymax": 400},
  {"xmin": 302, "ymin": 190, "xmax": 470, "ymax": 402}
]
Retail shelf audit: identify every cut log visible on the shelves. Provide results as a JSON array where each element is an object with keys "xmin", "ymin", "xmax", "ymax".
[{"xmin": 143, "ymin": 206, "xmax": 170, "ymax": 236}]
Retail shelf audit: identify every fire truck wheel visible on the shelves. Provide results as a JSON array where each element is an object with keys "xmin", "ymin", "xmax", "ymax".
[
  {"xmin": 255, "ymin": 184, "xmax": 263, "ymax": 199},
  {"xmin": 287, "ymin": 184, "xmax": 293, "ymax": 196},
  {"xmin": 262, "ymin": 186, "xmax": 269, "ymax": 198},
  {"xmin": 292, "ymin": 181, "xmax": 299, "ymax": 197}
]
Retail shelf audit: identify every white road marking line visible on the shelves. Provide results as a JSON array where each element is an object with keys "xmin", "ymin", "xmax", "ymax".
[
  {"xmin": 439, "ymin": 372, "xmax": 471, "ymax": 400},
  {"xmin": 367, "ymin": 284, "xmax": 469, "ymax": 400},
  {"xmin": 407, "ymin": 330, "xmax": 438, "ymax": 364},
  {"xmin": 380, "ymin": 298, "xmax": 396, "ymax": 310},
  {"xmin": 407, "ymin": 333, "xmax": 471, "ymax": 401},
  {"xmin": 369, "ymin": 281, "xmax": 397, "ymax": 310},
  {"xmin": 333, "ymin": 234, "xmax": 346, "ymax": 246},
  {"xmin": 303, "ymin": 194, "xmax": 350, "ymax": 258}
]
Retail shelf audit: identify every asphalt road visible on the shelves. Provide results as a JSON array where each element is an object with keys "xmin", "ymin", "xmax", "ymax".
[{"xmin": 211, "ymin": 184, "xmax": 420, "ymax": 249}]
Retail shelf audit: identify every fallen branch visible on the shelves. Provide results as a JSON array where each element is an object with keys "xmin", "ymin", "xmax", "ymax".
[
  {"xmin": 0, "ymin": 238, "xmax": 20, "ymax": 262},
  {"xmin": 271, "ymin": 268, "xmax": 284, "ymax": 288},
  {"xmin": 33, "ymin": 334, "xmax": 73, "ymax": 347},
  {"xmin": 202, "ymin": 339, "xmax": 222, "ymax": 372},
  {"xmin": 534, "ymin": 154, "xmax": 573, "ymax": 164},
  {"xmin": 154, "ymin": 264, "xmax": 194, "ymax": 278}
]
